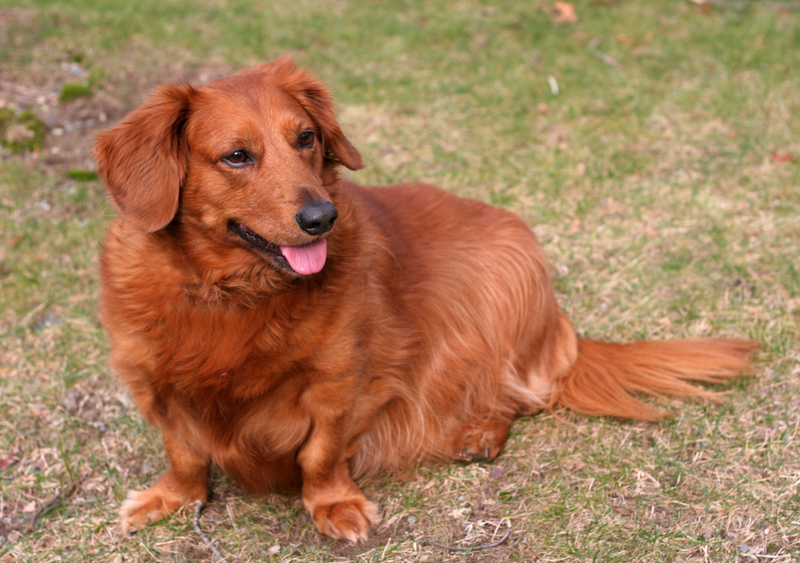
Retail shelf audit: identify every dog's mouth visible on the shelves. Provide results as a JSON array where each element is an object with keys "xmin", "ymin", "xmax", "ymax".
[{"xmin": 228, "ymin": 221, "xmax": 327, "ymax": 275}]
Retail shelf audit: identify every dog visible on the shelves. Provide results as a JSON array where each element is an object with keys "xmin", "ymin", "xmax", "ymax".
[{"xmin": 94, "ymin": 57, "xmax": 756, "ymax": 542}]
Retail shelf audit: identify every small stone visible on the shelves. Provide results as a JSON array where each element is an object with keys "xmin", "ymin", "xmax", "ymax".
[
  {"xmin": 739, "ymin": 545, "xmax": 750, "ymax": 553},
  {"xmin": 457, "ymin": 495, "xmax": 466, "ymax": 502},
  {"xmin": 51, "ymin": 127, "xmax": 65, "ymax": 137},
  {"xmin": 407, "ymin": 515, "xmax": 417, "ymax": 524},
  {"xmin": 91, "ymin": 420, "xmax": 108, "ymax": 433},
  {"xmin": 69, "ymin": 63, "xmax": 86, "ymax": 77}
]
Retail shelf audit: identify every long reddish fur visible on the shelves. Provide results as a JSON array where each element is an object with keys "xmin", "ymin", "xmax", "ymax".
[{"xmin": 93, "ymin": 57, "xmax": 756, "ymax": 542}]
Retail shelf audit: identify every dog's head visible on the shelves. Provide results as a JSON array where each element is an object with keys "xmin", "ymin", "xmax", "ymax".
[{"xmin": 94, "ymin": 57, "xmax": 362, "ymax": 277}]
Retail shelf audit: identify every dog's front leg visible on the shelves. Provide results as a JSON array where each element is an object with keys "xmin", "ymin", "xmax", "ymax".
[
  {"xmin": 297, "ymin": 399, "xmax": 379, "ymax": 542},
  {"xmin": 120, "ymin": 431, "xmax": 210, "ymax": 534}
]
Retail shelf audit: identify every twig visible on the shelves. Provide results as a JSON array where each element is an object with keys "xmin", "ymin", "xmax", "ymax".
[
  {"xmin": 193, "ymin": 500, "xmax": 228, "ymax": 563},
  {"xmin": 587, "ymin": 38, "xmax": 619, "ymax": 68},
  {"xmin": 28, "ymin": 465, "xmax": 101, "ymax": 533},
  {"xmin": 428, "ymin": 521, "xmax": 512, "ymax": 552},
  {"xmin": 547, "ymin": 75, "xmax": 560, "ymax": 96}
]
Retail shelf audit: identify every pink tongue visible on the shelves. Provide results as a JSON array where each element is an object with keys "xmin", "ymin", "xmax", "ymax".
[{"xmin": 280, "ymin": 239, "xmax": 327, "ymax": 275}]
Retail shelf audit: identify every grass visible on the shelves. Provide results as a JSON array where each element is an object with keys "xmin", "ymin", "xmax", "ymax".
[
  {"xmin": 0, "ymin": 109, "xmax": 45, "ymax": 154},
  {"xmin": 1, "ymin": 0, "xmax": 799, "ymax": 561},
  {"xmin": 58, "ymin": 83, "xmax": 93, "ymax": 104}
]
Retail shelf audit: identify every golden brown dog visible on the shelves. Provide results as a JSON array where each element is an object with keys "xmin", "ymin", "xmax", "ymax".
[{"xmin": 94, "ymin": 57, "xmax": 756, "ymax": 542}]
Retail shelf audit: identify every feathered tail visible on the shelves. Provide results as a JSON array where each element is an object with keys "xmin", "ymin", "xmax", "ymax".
[{"xmin": 550, "ymin": 338, "xmax": 758, "ymax": 420}]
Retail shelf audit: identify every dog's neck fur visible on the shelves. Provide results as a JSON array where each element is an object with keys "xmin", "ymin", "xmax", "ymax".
[
  {"xmin": 157, "ymin": 183, "xmax": 352, "ymax": 306},
  {"xmin": 170, "ymin": 222, "xmax": 305, "ymax": 305}
]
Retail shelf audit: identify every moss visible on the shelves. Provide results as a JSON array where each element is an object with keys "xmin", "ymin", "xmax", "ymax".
[
  {"xmin": 59, "ymin": 82, "xmax": 93, "ymax": 103},
  {"xmin": 0, "ymin": 107, "xmax": 14, "ymax": 130},
  {"xmin": 66, "ymin": 169, "xmax": 99, "ymax": 182},
  {"xmin": 0, "ymin": 108, "xmax": 45, "ymax": 154}
]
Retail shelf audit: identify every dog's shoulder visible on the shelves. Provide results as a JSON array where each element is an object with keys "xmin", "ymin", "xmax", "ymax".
[
  {"xmin": 102, "ymin": 218, "xmax": 183, "ymax": 279},
  {"xmin": 100, "ymin": 218, "xmax": 192, "ymax": 322}
]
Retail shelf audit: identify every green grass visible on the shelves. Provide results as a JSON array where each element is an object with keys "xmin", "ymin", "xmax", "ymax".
[
  {"xmin": 66, "ymin": 169, "xmax": 99, "ymax": 183},
  {"xmin": 59, "ymin": 83, "xmax": 93, "ymax": 103},
  {"xmin": 0, "ymin": 109, "xmax": 45, "ymax": 154},
  {"xmin": 1, "ymin": 0, "xmax": 799, "ymax": 561}
]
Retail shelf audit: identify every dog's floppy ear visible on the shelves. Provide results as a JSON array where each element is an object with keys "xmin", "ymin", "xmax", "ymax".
[
  {"xmin": 252, "ymin": 57, "xmax": 363, "ymax": 172},
  {"xmin": 94, "ymin": 84, "xmax": 195, "ymax": 233}
]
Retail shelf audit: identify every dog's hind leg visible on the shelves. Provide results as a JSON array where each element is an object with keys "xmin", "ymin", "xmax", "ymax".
[
  {"xmin": 119, "ymin": 432, "xmax": 210, "ymax": 534},
  {"xmin": 452, "ymin": 413, "xmax": 514, "ymax": 462}
]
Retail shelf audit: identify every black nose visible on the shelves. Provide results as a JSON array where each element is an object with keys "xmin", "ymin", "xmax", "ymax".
[{"xmin": 295, "ymin": 200, "xmax": 338, "ymax": 235}]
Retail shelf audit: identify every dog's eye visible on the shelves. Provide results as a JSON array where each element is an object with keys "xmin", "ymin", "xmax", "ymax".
[
  {"xmin": 222, "ymin": 150, "xmax": 252, "ymax": 168},
  {"xmin": 298, "ymin": 130, "xmax": 315, "ymax": 149}
]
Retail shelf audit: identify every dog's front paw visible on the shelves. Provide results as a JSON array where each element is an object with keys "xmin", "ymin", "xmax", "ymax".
[
  {"xmin": 119, "ymin": 487, "xmax": 197, "ymax": 535},
  {"xmin": 310, "ymin": 498, "xmax": 380, "ymax": 542}
]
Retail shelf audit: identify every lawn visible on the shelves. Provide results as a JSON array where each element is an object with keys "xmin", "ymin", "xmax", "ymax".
[{"xmin": 0, "ymin": 0, "xmax": 798, "ymax": 561}]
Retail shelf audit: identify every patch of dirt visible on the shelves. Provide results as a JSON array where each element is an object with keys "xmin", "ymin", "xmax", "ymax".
[
  {"xmin": 0, "ymin": 6, "xmax": 232, "ymax": 175},
  {"xmin": 0, "ymin": 72, "xmax": 221, "ymax": 175}
]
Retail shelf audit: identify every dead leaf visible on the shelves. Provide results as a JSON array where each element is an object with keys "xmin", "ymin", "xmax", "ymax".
[
  {"xmin": 692, "ymin": 0, "xmax": 714, "ymax": 14},
  {"xmin": 552, "ymin": 1, "xmax": 578, "ymax": 24},
  {"xmin": 0, "ymin": 454, "xmax": 19, "ymax": 471},
  {"xmin": 489, "ymin": 467, "xmax": 505, "ymax": 479},
  {"xmin": 771, "ymin": 151, "xmax": 797, "ymax": 164},
  {"xmin": 616, "ymin": 34, "xmax": 634, "ymax": 47},
  {"xmin": 22, "ymin": 500, "xmax": 37, "ymax": 513},
  {"xmin": 613, "ymin": 506, "xmax": 633, "ymax": 516},
  {"xmin": 537, "ymin": 103, "xmax": 550, "ymax": 115}
]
